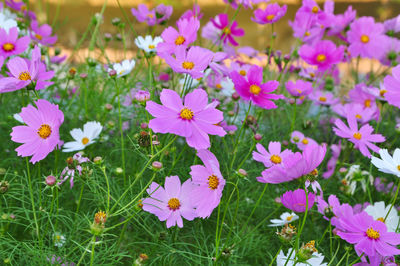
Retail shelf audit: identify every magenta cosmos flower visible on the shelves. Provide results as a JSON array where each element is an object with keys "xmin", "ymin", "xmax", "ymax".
[
  {"xmin": 146, "ymin": 89, "xmax": 226, "ymax": 150},
  {"xmin": 337, "ymin": 211, "xmax": 400, "ymax": 257},
  {"xmin": 210, "ymin": 13, "xmax": 244, "ymax": 46},
  {"xmin": 190, "ymin": 149, "xmax": 225, "ymax": 218},
  {"xmin": 131, "ymin": 4, "xmax": 156, "ymax": 26},
  {"xmin": 142, "ymin": 175, "xmax": 197, "ymax": 228},
  {"xmin": 251, "ymin": 3, "xmax": 287, "ymax": 25},
  {"xmin": 230, "ymin": 65, "xmax": 283, "ymax": 109},
  {"xmin": 10, "ymin": 99, "xmax": 64, "ymax": 164},
  {"xmin": 157, "ymin": 17, "xmax": 200, "ymax": 54},
  {"xmin": 383, "ymin": 65, "xmax": 400, "ymax": 109},
  {"xmin": 299, "ymin": 40, "xmax": 344, "ymax": 71},
  {"xmin": 347, "ymin": 17, "xmax": 386, "ymax": 59},
  {"xmin": 0, "ymin": 27, "xmax": 30, "ymax": 58},
  {"xmin": 281, "ymin": 189, "xmax": 316, "ymax": 213},
  {"xmin": 0, "ymin": 46, "xmax": 54, "ymax": 93},
  {"xmin": 162, "ymin": 46, "xmax": 213, "ymax": 79},
  {"xmin": 30, "ymin": 21, "xmax": 57, "ymax": 46},
  {"xmin": 322, "ymin": 142, "xmax": 341, "ymax": 179},
  {"xmin": 252, "ymin": 141, "xmax": 293, "ymax": 168},
  {"xmin": 333, "ymin": 114, "xmax": 385, "ymax": 158}
]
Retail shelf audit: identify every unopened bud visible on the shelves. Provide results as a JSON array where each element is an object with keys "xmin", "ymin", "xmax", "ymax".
[
  {"xmin": 238, "ymin": 169, "xmax": 247, "ymax": 177},
  {"xmin": 254, "ymin": 133, "xmax": 262, "ymax": 141},
  {"xmin": 45, "ymin": 175, "xmax": 56, "ymax": 186},
  {"xmin": 93, "ymin": 156, "xmax": 103, "ymax": 164},
  {"xmin": 152, "ymin": 161, "xmax": 163, "ymax": 170}
]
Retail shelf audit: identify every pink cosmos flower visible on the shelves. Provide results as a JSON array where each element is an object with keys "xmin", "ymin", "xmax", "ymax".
[
  {"xmin": 285, "ymin": 80, "xmax": 313, "ymax": 98},
  {"xmin": 0, "ymin": 27, "xmax": 30, "ymax": 58},
  {"xmin": 210, "ymin": 14, "xmax": 244, "ymax": 46},
  {"xmin": 10, "ymin": 99, "xmax": 64, "ymax": 164},
  {"xmin": 162, "ymin": 46, "xmax": 213, "ymax": 79},
  {"xmin": 59, "ymin": 153, "xmax": 90, "ymax": 188},
  {"xmin": 317, "ymin": 194, "xmax": 341, "ymax": 221},
  {"xmin": 383, "ymin": 65, "xmax": 400, "ymax": 109},
  {"xmin": 157, "ymin": 17, "xmax": 200, "ymax": 54},
  {"xmin": 154, "ymin": 4, "xmax": 173, "ymax": 24},
  {"xmin": 333, "ymin": 114, "xmax": 385, "ymax": 158},
  {"xmin": 299, "ymin": 40, "xmax": 344, "ymax": 71},
  {"xmin": 180, "ymin": 4, "xmax": 203, "ymax": 20},
  {"xmin": 347, "ymin": 17, "xmax": 386, "ymax": 59},
  {"xmin": 142, "ymin": 175, "xmax": 197, "ymax": 228},
  {"xmin": 258, "ymin": 144, "xmax": 325, "ymax": 185},
  {"xmin": 0, "ymin": 46, "xmax": 54, "ymax": 93},
  {"xmin": 281, "ymin": 189, "xmax": 316, "ymax": 213},
  {"xmin": 190, "ymin": 149, "xmax": 225, "ymax": 218},
  {"xmin": 251, "ymin": 3, "xmax": 287, "ymax": 25},
  {"xmin": 0, "ymin": 56, "xmax": 4, "ymax": 68},
  {"xmin": 252, "ymin": 141, "xmax": 293, "ymax": 168},
  {"xmin": 146, "ymin": 89, "xmax": 226, "ymax": 150},
  {"xmin": 308, "ymin": 90, "xmax": 338, "ymax": 105},
  {"xmin": 230, "ymin": 65, "xmax": 283, "ymax": 109},
  {"xmin": 290, "ymin": 131, "xmax": 317, "ymax": 150},
  {"xmin": 336, "ymin": 211, "xmax": 400, "ymax": 257},
  {"xmin": 332, "ymin": 103, "xmax": 376, "ymax": 124},
  {"xmin": 131, "ymin": 4, "xmax": 156, "ymax": 26},
  {"xmin": 30, "ymin": 21, "xmax": 57, "ymax": 46}
]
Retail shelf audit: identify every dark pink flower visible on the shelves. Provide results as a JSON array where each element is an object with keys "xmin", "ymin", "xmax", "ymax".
[
  {"xmin": 180, "ymin": 4, "xmax": 203, "ymax": 20},
  {"xmin": 299, "ymin": 40, "xmax": 344, "ymax": 71},
  {"xmin": 383, "ymin": 65, "xmax": 400, "ymax": 109},
  {"xmin": 281, "ymin": 189, "xmax": 316, "ymax": 213},
  {"xmin": 230, "ymin": 65, "xmax": 283, "ymax": 109},
  {"xmin": 251, "ymin": 3, "xmax": 287, "ymax": 25},
  {"xmin": 285, "ymin": 80, "xmax": 313, "ymax": 98},
  {"xmin": 0, "ymin": 27, "xmax": 30, "ymax": 58},
  {"xmin": 210, "ymin": 13, "xmax": 244, "ymax": 46}
]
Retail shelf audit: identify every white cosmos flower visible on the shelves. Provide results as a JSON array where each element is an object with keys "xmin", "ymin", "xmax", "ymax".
[
  {"xmin": 277, "ymin": 248, "xmax": 327, "ymax": 266},
  {"xmin": 53, "ymin": 232, "xmax": 66, "ymax": 247},
  {"xmin": 134, "ymin": 35, "xmax": 163, "ymax": 53},
  {"xmin": 63, "ymin": 121, "xmax": 102, "ymax": 152},
  {"xmin": 364, "ymin": 201, "xmax": 399, "ymax": 232},
  {"xmin": 269, "ymin": 212, "xmax": 299, "ymax": 227},
  {"xmin": 0, "ymin": 13, "xmax": 18, "ymax": 32},
  {"xmin": 371, "ymin": 149, "xmax": 400, "ymax": 178},
  {"xmin": 110, "ymin": 59, "xmax": 135, "ymax": 77}
]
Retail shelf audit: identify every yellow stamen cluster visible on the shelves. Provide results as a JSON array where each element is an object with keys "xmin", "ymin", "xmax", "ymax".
[
  {"xmin": 364, "ymin": 99, "xmax": 371, "ymax": 108},
  {"xmin": 182, "ymin": 61, "xmax": 195, "ymax": 70},
  {"xmin": 148, "ymin": 44, "xmax": 155, "ymax": 49},
  {"xmin": 175, "ymin": 36, "xmax": 185, "ymax": 45},
  {"xmin": 180, "ymin": 107, "xmax": 194, "ymax": 120},
  {"xmin": 35, "ymin": 34, "xmax": 43, "ymax": 40},
  {"xmin": 208, "ymin": 175, "xmax": 219, "ymax": 190},
  {"xmin": 37, "ymin": 124, "xmax": 52, "ymax": 139},
  {"xmin": 266, "ymin": 14, "xmax": 275, "ymax": 21},
  {"xmin": 2, "ymin": 43, "xmax": 14, "ymax": 52},
  {"xmin": 94, "ymin": 211, "xmax": 107, "ymax": 225},
  {"xmin": 82, "ymin": 137, "xmax": 89, "ymax": 145},
  {"xmin": 366, "ymin": 227, "xmax": 380, "ymax": 239},
  {"xmin": 361, "ymin": 35, "xmax": 370, "ymax": 44},
  {"xmin": 380, "ymin": 90, "xmax": 387, "ymax": 97},
  {"xmin": 270, "ymin": 155, "xmax": 282, "ymax": 164},
  {"xmin": 316, "ymin": 54, "xmax": 327, "ymax": 62},
  {"xmin": 355, "ymin": 114, "xmax": 362, "ymax": 119},
  {"xmin": 353, "ymin": 132, "xmax": 362, "ymax": 140},
  {"xmin": 239, "ymin": 70, "xmax": 247, "ymax": 76},
  {"xmin": 250, "ymin": 84, "xmax": 261, "ymax": 95},
  {"xmin": 319, "ymin": 96, "xmax": 327, "ymax": 102},
  {"xmin": 311, "ymin": 6, "xmax": 319, "ymax": 14},
  {"xmin": 18, "ymin": 71, "xmax": 31, "ymax": 81},
  {"xmin": 377, "ymin": 217, "xmax": 385, "ymax": 222},
  {"xmin": 223, "ymin": 27, "xmax": 231, "ymax": 35},
  {"xmin": 168, "ymin": 198, "xmax": 181, "ymax": 211},
  {"xmin": 302, "ymin": 138, "xmax": 309, "ymax": 145}
]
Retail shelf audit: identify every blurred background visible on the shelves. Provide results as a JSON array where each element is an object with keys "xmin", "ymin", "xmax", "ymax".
[{"xmin": 24, "ymin": 0, "xmax": 400, "ymax": 61}]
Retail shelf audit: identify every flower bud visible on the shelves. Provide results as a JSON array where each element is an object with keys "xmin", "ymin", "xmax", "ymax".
[
  {"xmin": 115, "ymin": 167, "xmax": 123, "ymax": 175},
  {"xmin": 80, "ymin": 73, "xmax": 88, "ymax": 79},
  {"xmin": 111, "ymin": 17, "xmax": 121, "ymax": 26},
  {"xmin": 297, "ymin": 240, "xmax": 317, "ymax": 262},
  {"xmin": 93, "ymin": 156, "xmax": 103, "ymax": 164},
  {"xmin": 135, "ymin": 90, "xmax": 151, "ymax": 103},
  {"xmin": 140, "ymin": 123, "xmax": 148, "ymax": 129},
  {"xmin": 68, "ymin": 67, "xmax": 77, "ymax": 78},
  {"xmin": 104, "ymin": 33, "xmax": 112, "ymax": 41},
  {"xmin": 108, "ymin": 70, "xmax": 117, "ymax": 78},
  {"xmin": 105, "ymin": 103, "xmax": 113, "ymax": 111},
  {"xmin": 237, "ymin": 169, "xmax": 247, "ymax": 177},
  {"xmin": 254, "ymin": 133, "xmax": 262, "ymax": 141},
  {"xmin": 0, "ymin": 180, "xmax": 9, "ymax": 194},
  {"xmin": 45, "ymin": 175, "xmax": 56, "ymax": 186},
  {"xmin": 232, "ymin": 92, "xmax": 240, "ymax": 101},
  {"xmin": 152, "ymin": 161, "xmax": 163, "ymax": 170}
]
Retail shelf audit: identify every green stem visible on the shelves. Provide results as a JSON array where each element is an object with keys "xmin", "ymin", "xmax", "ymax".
[
  {"xmin": 384, "ymin": 179, "xmax": 400, "ymax": 222},
  {"xmin": 269, "ymin": 246, "xmax": 282, "ymax": 266},
  {"xmin": 76, "ymin": 183, "xmax": 85, "ymax": 213},
  {"xmin": 295, "ymin": 187, "xmax": 309, "ymax": 253},
  {"xmin": 26, "ymin": 158, "xmax": 40, "ymax": 240},
  {"xmin": 89, "ymin": 235, "xmax": 96, "ymax": 266},
  {"xmin": 114, "ymin": 79, "xmax": 127, "ymax": 186}
]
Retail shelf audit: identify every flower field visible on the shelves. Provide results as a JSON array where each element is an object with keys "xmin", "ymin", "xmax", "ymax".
[{"xmin": 1, "ymin": 0, "xmax": 400, "ymax": 265}]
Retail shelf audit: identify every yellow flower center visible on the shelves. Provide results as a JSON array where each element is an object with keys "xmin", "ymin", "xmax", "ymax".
[
  {"xmin": 37, "ymin": 124, "xmax": 52, "ymax": 139},
  {"xmin": 18, "ymin": 71, "xmax": 32, "ymax": 81},
  {"xmin": 319, "ymin": 96, "xmax": 327, "ymax": 102},
  {"xmin": 148, "ymin": 44, "xmax": 155, "ymax": 49},
  {"xmin": 208, "ymin": 175, "xmax": 219, "ymax": 190},
  {"xmin": 305, "ymin": 31, "xmax": 311, "ymax": 36},
  {"xmin": 353, "ymin": 132, "xmax": 362, "ymax": 140},
  {"xmin": 286, "ymin": 215, "xmax": 293, "ymax": 221},
  {"xmin": 239, "ymin": 70, "xmax": 247, "ymax": 76},
  {"xmin": 310, "ymin": 169, "xmax": 318, "ymax": 176},
  {"xmin": 377, "ymin": 217, "xmax": 385, "ymax": 222},
  {"xmin": 250, "ymin": 84, "xmax": 261, "ymax": 95},
  {"xmin": 182, "ymin": 61, "xmax": 194, "ymax": 70},
  {"xmin": 82, "ymin": 137, "xmax": 89, "ymax": 145},
  {"xmin": 55, "ymin": 235, "xmax": 61, "ymax": 241},
  {"xmin": 35, "ymin": 34, "xmax": 43, "ymax": 40},
  {"xmin": 223, "ymin": 27, "xmax": 231, "ymax": 35},
  {"xmin": 312, "ymin": 6, "xmax": 319, "ymax": 14},
  {"xmin": 366, "ymin": 227, "xmax": 380, "ymax": 239},
  {"xmin": 2, "ymin": 43, "xmax": 14, "ymax": 52},
  {"xmin": 302, "ymin": 138, "xmax": 309, "ymax": 145},
  {"xmin": 380, "ymin": 90, "xmax": 387, "ymax": 97},
  {"xmin": 397, "ymin": 165, "xmax": 400, "ymax": 171},
  {"xmin": 94, "ymin": 210, "xmax": 107, "ymax": 224},
  {"xmin": 270, "ymin": 155, "xmax": 282, "ymax": 164},
  {"xmin": 296, "ymin": 89, "xmax": 302, "ymax": 94},
  {"xmin": 180, "ymin": 107, "xmax": 194, "ymax": 120},
  {"xmin": 216, "ymin": 83, "xmax": 222, "ymax": 89},
  {"xmin": 361, "ymin": 35, "xmax": 370, "ymax": 44},
  {"xmin": 355, "ymin": 114, "xmax": 362, "ymax": 119},
  {"xmin": 266, "ymin": 14, "xmax": 275, "ymax": 21},
  {"xmin": 316, "ymin": 54, "xmax": 327, "ymax": 62},
  {"xmin": 175, "ymin": 35, "xmax": 185, "ymax": 45},
  {"xmin": 364, "ymin": 99, "xmax": 371, "ymax": 108},
  {"xmin": 147, "ymin": 13, "xmax": 154, "ymax": 18},
  {"xmin": 168, "ymin": 197, "xmax": 181, "ymax": 211}
]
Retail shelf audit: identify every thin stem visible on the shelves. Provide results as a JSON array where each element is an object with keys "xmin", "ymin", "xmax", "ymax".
[
  {"xmin": 76, "ymin": 183, "xmax": 85, "ymax": 213},
  {"xmin": 114, "ymin": 79, "xmax": 127, "ymax": 186},
  {"xmin": 384, "ymin": 179, "xmax": 400, "ymax": 222},
  {"xmin": 26, "ymin": 158, "xmax": 40, "ymax": 240},
  {"xmin": 90, "ymin": 235, "xmax": 96, "ymax": 266},
  {"xmin": 295, "ymin": 187, "xmax": 309, "ymax": 253},
  {"xmin": 269, "ymin": 246, "xmax": 282, "ymax": 266}
]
